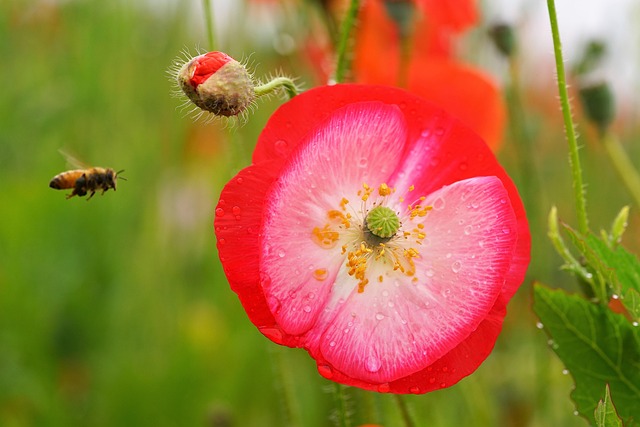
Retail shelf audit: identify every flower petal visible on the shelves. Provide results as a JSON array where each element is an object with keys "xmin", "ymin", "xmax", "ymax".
[
  {"xmin": 305, "ymin": 176, "xmax": 517, "ymax": 383},
  {"xmin": 261, "ymin": 102, "xmax": 408, "ymax": 335}
]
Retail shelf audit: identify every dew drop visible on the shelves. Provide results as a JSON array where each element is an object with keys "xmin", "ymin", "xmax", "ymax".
[
  {"xmin": 426, "ymin": 268, "xmax": 435, "ymax": 278},
  {"xmin": 409, "ymin": 386, "xmax": 421, "ymax": 394},
  {"xmin": 232, "ymin": 206, "xmax": 241, "ymax": 216},
  {"xmin": 313, "ymin": 268, "xmax": 328, "ymax": 281},
  {"xmin": 318, "ymin": 364, "xmax": 334, "ymax": 378},
  {"xmin": 562, "ymin": 369, "xmax": 569, "ymax": 375},
  {"xmin": 375, "ymin": 313, "xmax": 385, "ymax": 321},
  {"xmin": 501, "ymin": 227, "xmax": 511, "ymax": 234},
  {"xmin": 432, "ymin": 197, "xmax": 445, "ymax": 210},
  {"xmin": 329, "ymin": 341, "xmax": 336, "ymax": 347},
  {"xmin": 440, "ymin": 382, "xmax": 446, "ymax": 388},
  {"xmin": 274, "ymin": 139, "xmax": 289, "ymax": 157},
  {"xmin": 633, "ymin": 322, "xmax": 639, "ymax": 327},
  {"xmin": 420, "ymin": 129, "xmax": 431, "ymax": 138},
  {"xmin": 612, "ymin": 294, "xmax": 620, "ymax": 300},
  {"xmin": 464, "ymin": 225, "xmax": 473, "ymax": 235},
  {"xmin": 278, "ymin": 248, "xmax": 286, "ymax": 258},
  {"xmin": 260, "ymin": 327, "xmax": 283, "ymax": 342},
  {"xmin": 377, "ymin": 383, "xmax": 390, "ymax": 393},
  {"xmin": 451, "ymin": 261, "xmax": 462, "ymax": 273},
  {"xmin": 573, "ymin": 411, "xmax": 579, "ymax": 416},
  {"xmin": 303, "ymin": 305, "xmax": 311, "ymax": 313},
  {"xmin": 215, "ymin": 207, "xmax": 225, "ymax": 217},
  {"xmin": 218, "ymin": 238, "xmax": 226, "ymax": 246},
  {"xmin": 236, "ymin": 177, "xmax": 244, "ymax": 185},
  {"xmin": 536, "ymin": 322, "xmax": 544, "ymax": 329},
  {"xmin": 365, "ymin": 356, "xmax": 382, "ymax": 373},
  {"xmin": 358, "ymin": 157, "xmax": 368, "ymax": 168},
  {"xmin": 429, "ymin": 377, "xmax": 436, "ymax": 384}
]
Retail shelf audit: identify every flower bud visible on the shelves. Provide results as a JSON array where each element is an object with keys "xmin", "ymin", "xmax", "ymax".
[
  {"xmin": 177, "ymin": 51, "xmax": 255, "ymax": 117},
  {"xmin": 579, "ymin": 81, "xmax": 614, "ymax": 135},
  {"xmin": 489, "ymin": 23, "xmax": 516, "ymax": 58}
]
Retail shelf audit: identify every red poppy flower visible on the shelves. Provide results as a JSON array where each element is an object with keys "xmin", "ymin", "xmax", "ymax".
[
  {"xmin": 353, "ymin": 0, "xmax": 505, "ymax": 150},
  {"xmin": 214, "ymin": 84, "xmax": 530, "ymax": 393}
]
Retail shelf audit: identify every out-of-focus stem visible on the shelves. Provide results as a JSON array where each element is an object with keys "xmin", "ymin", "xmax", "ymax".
[
  {"xmin": 505, "ymin": 56, "xmax": 541, "ymax": 233},
  {"xmin": 333, "ymin": 0, "xmax": 361, "ymax": 83},
  {"xmin": 332, "ymin": 384, "xmax": 352, "ymax": 427},
  {"xmin": 202, "ymin": 0, "xmax": 216, "ymax": 51},
  {"xmin": 601, "ymin": 132, "xmax": 640, "ymax": 208},
  {"xmin": 547, "ymin": 0, "xmax": 589, "ymax": 234},
  {"xmin": 393, "ymin": 395, "xmax": 416, "ymax": 427}
]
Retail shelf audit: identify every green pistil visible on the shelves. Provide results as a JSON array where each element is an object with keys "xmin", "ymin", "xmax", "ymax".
[{"xmin": 365, "ymin": 206, "xmax": 400, "ymax": 239}]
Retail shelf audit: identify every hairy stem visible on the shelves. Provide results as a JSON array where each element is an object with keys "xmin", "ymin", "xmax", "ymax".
[
  {"xmin": 547, "ymin": 0, "xmax": 589, "ymax": 234},
  {"xmin": 333, "ymin": 0, "xmax": 361, "ymax": 83}
]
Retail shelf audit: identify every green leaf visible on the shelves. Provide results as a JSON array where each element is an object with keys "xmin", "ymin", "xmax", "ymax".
[
  {"xmin": 623, "ymin": 289, "xmax": 640, "ymax": 322},
  {"xmin": 533, "ymin": 285, "xmax": 640, "ymax": 425},
  {"xmin": 562, "ymin": 226, "xmax": 640, "ymax": 320},
  {"xmin": 595, "ymin": 385, "xmax": 623, "ymax": 427}
]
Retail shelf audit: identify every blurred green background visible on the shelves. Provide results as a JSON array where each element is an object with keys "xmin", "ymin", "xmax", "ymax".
[{"xmin": 1, "ymin": 0, "xmax": 639, "ymax": 426}]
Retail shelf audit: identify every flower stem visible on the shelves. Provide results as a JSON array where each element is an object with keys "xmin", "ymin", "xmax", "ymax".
[
  {"xmin": 601, "ymin": 132, "xmax": 640, "ymax": 208},
  {"xmin": 201, "ymin": 0, "xmax": 216, "ymax": 51},
  {"xmin": 333, "ymin": 0, "xmax": 361, "ymax": 84},
  {"xmin": 505, "ymin": 55, "xmax": 542, "ymax": 237},
  {"xmin": 332, "ymin": 384, "xmax": 352, "ymax": 427},
  {"xmin": 546, "ymin": 0, "xmax": 589, "ymax": 234},
  {"xmin": 393, "ymin": 395, "xmax": 416, "ymax": 427},
  {"xmin": 254, "ymin": 77, "xmax": 299, "ymax": 99}
]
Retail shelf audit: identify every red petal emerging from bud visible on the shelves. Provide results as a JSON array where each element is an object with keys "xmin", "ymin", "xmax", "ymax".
[
  {"xmin": 189, "ymin": 51, "xmax": 234, "ymax": 88},
  {"xmin": 177, "ymin": 51, "xmax": 255, "ymax": 117}
]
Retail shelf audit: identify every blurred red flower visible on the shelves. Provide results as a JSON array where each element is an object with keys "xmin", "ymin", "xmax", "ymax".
[
  {"xmin": 214, "ymin": 84, "xmax": 530, "ymax": 393},
  {"xmin": 353, "ymin": 0, "xmax": 505, "ymax": 150}
]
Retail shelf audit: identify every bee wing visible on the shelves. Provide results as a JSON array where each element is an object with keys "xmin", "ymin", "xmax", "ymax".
[{"xmin": 59, "ymin": 149, "xmax": 90, "ymax": 169}]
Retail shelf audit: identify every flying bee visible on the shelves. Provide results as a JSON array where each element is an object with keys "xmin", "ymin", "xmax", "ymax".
[{"xmin": 49, "ymin": 151, "xmax": 126, "ymax": 200}]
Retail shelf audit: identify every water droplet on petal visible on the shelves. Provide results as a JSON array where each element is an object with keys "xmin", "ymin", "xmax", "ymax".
[
  {"xmin": 420, "ymin": 129, "xmax": 431, "ymax": 138},
  {"xmin": 409, "ymin": 386, "xmax": 420, "ymax": 394},
  {"xmin": 365, "ymin": 356, "xmax": 381, "ymax": 373},
  {"xmin": 274, "ymin": 139, "xmax": 289, "ymax": 157},
  {"xmin": 358, "ymin": 157, "xmax": 368, "ymax": 168},
  {"xmin": 464, "ymin": 225, "xmax": 473, "ymax": 235},
  {"xmin": 218, "ymin": 238, "xmax": 226, "ymax": 246},
  {"xmin": 278, "ymin": 248, "xmax": 286, "ymax": 258},
  {"xmin": 426, "ymin": 268, "xmax": 435, "ymax": 277},
  {"xmin": 502, "ymin": 227, "xmax": 511, "ymax": 234},
  {"xmin": 303, "ymin": 305, "xmax": 311, "ymax": 313},
  {"xmin": 377, "ymin": 383, "xmax": 390, "ymax": 393},
  {"xmin": 318, "ymin": 364, "xmax": 334, "ymax": 378},
  {"xmin": 215, "ymin": 207, "xmax": 225, "ymax": 217},
  {"xmin": 432, "ymin": 197, "xmax": 445, "ymax": 210},
  {"xmin": 260, "ymin": 327, "xmax": 283, "ymax": 343},
  {"xmin": 375, "ymin": 313, "xmax": 385, "ymax": 321},
  {"xmin": 313, "ymin": 268, "xmax": 328, "ymax": 281},
  {"xmin": 440, "ymin": 382, "xmax": 446, "ymax": 388},
  {"xmin": 232, "ymin": 206, "xmax": 241, "ymax": 216},
  {"xmin": 451, "ymin": 261, "xmax": 462, "ymax": 273},
  {"xmin": 236, "ymin": 177, "xmax": 244, "ymax": 185}
]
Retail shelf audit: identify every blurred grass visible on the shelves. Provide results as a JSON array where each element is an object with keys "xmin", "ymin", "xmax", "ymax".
[{"xmin": 1, "ymin": 0, "xmax": 639, "ymax": 426}]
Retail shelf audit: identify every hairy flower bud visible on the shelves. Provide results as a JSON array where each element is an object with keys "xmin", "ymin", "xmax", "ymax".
[{"xmin": 177, "ymin": 51, "xmax": 255, "ymax": 117}]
